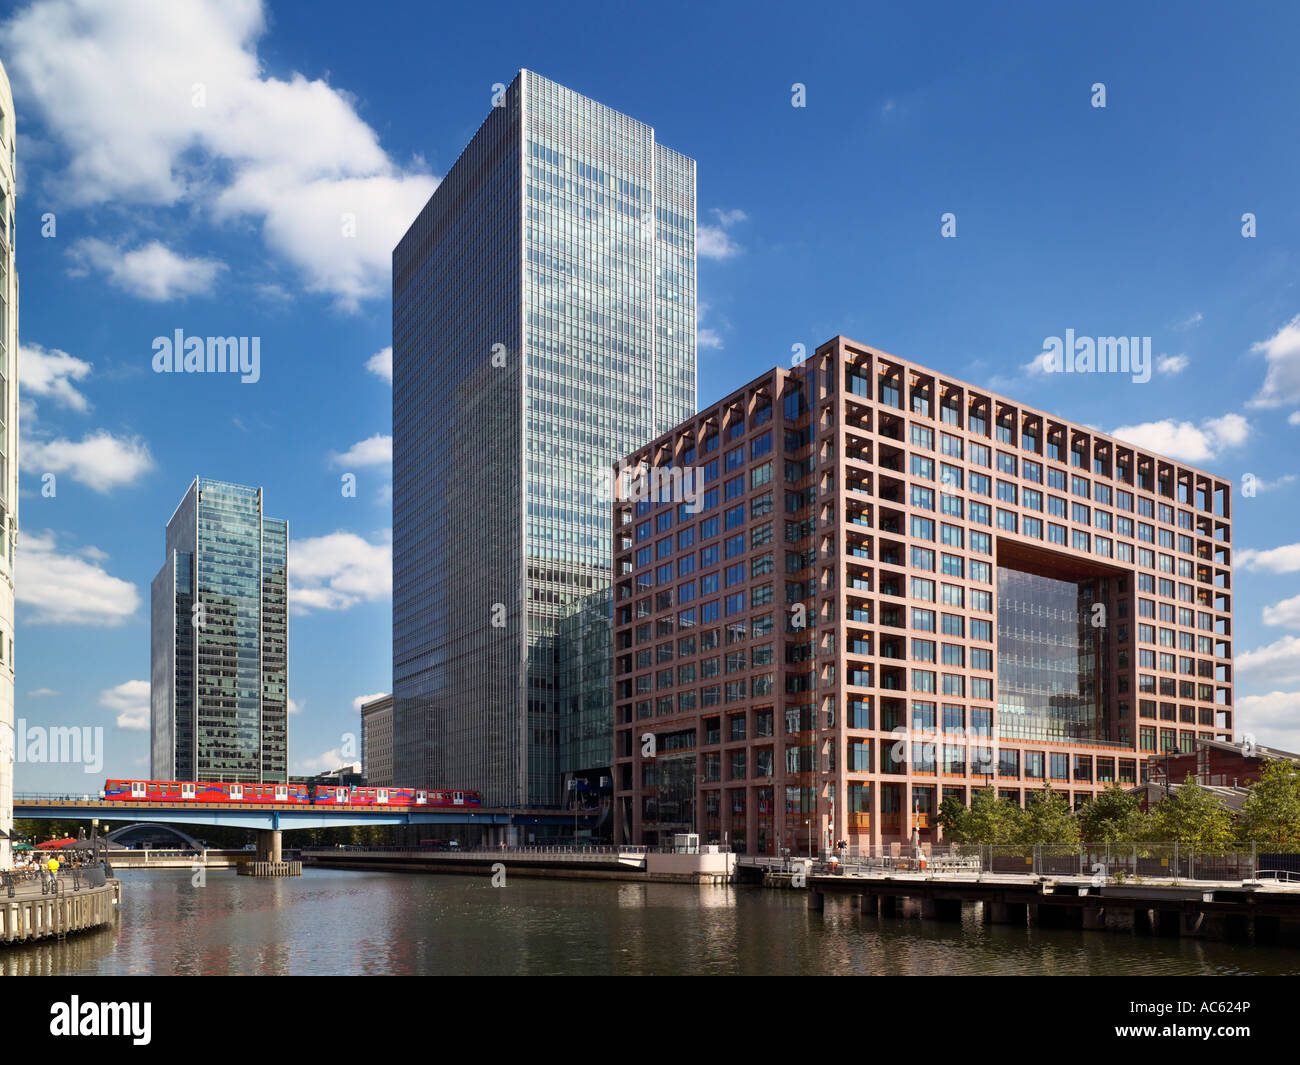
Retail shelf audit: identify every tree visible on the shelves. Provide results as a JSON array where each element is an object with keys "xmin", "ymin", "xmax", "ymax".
[
  {"xmin": 1078, "ymin": 784, "xmax": 1150, "ymax": 842},
  {"xmin": 1237, "ymin": 761, "xmax": 1300, "ymax": 850},
  {"xmin": 1150, "ymin": 774, "xmax": 1235, "ymax": 849},
  {"xmin": 937, "ymin": 793, "xmax": 969, "ymax": 841},
  {"xmin": 958, "ymin": 786, "xmax": 1021, "ymax": 844},
  {"xmin": 1016, "ymin": 782, "xmax": 1080, "ymax": 845}
]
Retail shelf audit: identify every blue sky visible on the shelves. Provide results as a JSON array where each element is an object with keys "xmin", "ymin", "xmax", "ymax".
[{"xmin": 4, "ymin": 0, "xmax": 1300, "ymax": 790}]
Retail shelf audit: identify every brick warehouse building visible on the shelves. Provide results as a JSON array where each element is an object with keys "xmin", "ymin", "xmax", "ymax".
[{"xmin": 612, "ymin": 337, "xmax": 1234, "ymax": 853}]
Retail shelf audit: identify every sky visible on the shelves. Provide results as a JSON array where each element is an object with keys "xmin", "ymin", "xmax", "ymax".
[{"xmin": 3, "ymin": 0, "xmax": 1300, "ymax": 790}]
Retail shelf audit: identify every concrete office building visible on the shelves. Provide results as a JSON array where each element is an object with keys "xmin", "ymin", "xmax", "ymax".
[
  {"xmin": 0, "ymin": 61, "xmax": 16, "ymax": 870},
  {"xmin": 151, "ymin": 479, "xmax": 289, "ymax": 784},
  {"xmin": 613, "ymin": 337, "xmax": 1234, "ymax": 853},
  {"xmin": 392, "ymin": 70, "xmax": 695, "ymax": 807},
  {"xmin": 360, "ymin": 694, "xmax": 393, "ymax": 789}
]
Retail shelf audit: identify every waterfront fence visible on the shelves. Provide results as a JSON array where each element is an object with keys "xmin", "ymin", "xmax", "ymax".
[{"xmin": 820, "ymin": 843, "xmax": 1300, "ymax": 882}]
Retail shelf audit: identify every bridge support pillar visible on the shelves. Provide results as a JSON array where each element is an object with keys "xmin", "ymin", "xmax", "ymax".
[
  {"xmin": 1081, "ymin": 905, "xmax": 1107, "ymax": 931},
  {"xmin": 256, "ymin": 830, "xmax": 282, "ymax": 863},
  {"xmin": 808, "ymin": 890, "xmax": 824, "ymax": 911},
  {"xmin": 923, "ymin": 898, "xmax": 961, "ymax": 922},
  {"xmin": 983, "ymin": 902, "xmax": 1026, "ymax": 926},
  {"xmin": 878, "ymin": 895, "xmax": 898, "ymax": 918}
]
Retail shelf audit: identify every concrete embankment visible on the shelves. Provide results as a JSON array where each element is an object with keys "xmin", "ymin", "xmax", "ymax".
[{"xmin": 303, "ymin": 848, "xmax": 734, "ymax": 885}]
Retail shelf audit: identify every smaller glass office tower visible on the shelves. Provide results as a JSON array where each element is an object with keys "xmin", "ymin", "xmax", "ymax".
[{"xmin": 151, "ymin": 478, "xmax": 288, "ymax": 783}]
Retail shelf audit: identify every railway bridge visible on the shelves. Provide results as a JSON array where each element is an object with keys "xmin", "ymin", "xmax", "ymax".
[{"xmin": 13, "ymin": 794, "xmax": 598, "ymax": 863}]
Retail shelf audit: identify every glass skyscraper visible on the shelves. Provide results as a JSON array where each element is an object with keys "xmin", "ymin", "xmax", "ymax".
[
  {"xmin": 151, "ymin": 478, "xmax": 288, "ymax": 783},
  {"xmin": 393, "ymin": 70, "xmax": 696, "ymax": 808}
]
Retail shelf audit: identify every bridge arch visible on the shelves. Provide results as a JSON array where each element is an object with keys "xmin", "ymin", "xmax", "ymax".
[{"xmin": 106, "ymin": 823, "xmax": 205, "ymax": 850}]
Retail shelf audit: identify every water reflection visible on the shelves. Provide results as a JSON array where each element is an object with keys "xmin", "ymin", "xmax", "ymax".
[{"xmin": 1, "ymin": 868, "xmax": 1297, "ymax": 976}]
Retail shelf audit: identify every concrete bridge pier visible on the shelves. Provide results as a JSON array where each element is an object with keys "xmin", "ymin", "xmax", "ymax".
[
  {"xmin": 982, "ymin": 901, "xmax": 1027, "ymax": 926},
  {"xmin": 878, "ymin": 895, "xmax": 899, "ymax": 918},
  {"xmin": 922, "ymin": 898, "xmax": 962, "ymax": 921},
  {"xmin": 808, "ymin": 889, "xmax": 824, "ymax": 911},
  {"xmin": 1081, "ymin": 905, "xmax": 1107, "ymax": 931},
  {"xmin": 256, "ymin": 829, "xmax": 282, "ymax": 863}
]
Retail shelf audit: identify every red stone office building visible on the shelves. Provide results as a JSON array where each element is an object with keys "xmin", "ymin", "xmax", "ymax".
[{"xmin": 612, "ymin": 336, "xmax": 1234, "ymax": 854}]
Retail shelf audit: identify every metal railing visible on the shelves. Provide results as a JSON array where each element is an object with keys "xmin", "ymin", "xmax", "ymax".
[{"xmin": 748, "ymin": 843, "xmax": 1300, "ymax": 883}]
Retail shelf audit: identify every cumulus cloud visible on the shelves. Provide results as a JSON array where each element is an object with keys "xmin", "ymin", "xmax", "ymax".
[
  {"xmin": 68, "ymin": 238, "xmax": 224, "ymax": 301},
  {"xmin": 17, "ymin": 531, "xmax": 140, "ymax": 626},
  {"xmin": 366, "ymin": 346, "xmax": 392, "ymax": 383},
  {"xmin": 1237, "ymin": 635, "xmax": 1300, "ymax": 688},
  {"xmin": 1155, "ymin": 353, "xmax": 1188, "ymax": 375},
  {"xmin": 1, "ymin": 0, "xmax": 438, "ymax": 310},
  {"xmin": 98, "ymin": 680, "xmax": 150, "ymax": 731},
  {"xmin": 352, "ymin": 692, "xmax": 388, "ymax": 712},
  {"xmin": 330, "ymin": 433, "xmax": 391, "ymax": 469},
  {"xmin": 1110, "ymin": 413, "xmax": 1249, "ymax": 464},
  {"xmin": 295, "ymin": 748, "xmax": 354, "ymax": 775},
  {"xmin": 1248, "ymin": 314, "xmax": 1300, "ymax": 409},
  {"xmin": 697, "ymin": 208, "xmax": 747, "ymax": 260},
  {"xmin": 1236, "ymin": 690, "xmax": 1300, "ymax": 753},
  {"xmin": 19, "ymin": 343, "xmax": 93, "ymax": 411},
  {"xmin": 287, "ymin": 697, "xmax": 304, "ymax": 716},
  {"xmin": 1263, "ymin": 594, "xmax": 1300, "ymax": 629},
  {"xmin": 289, "ymin": 530, "xmax": 391, "ymax": 613},
  {"xmin": 27, "ymin": 688, "xmax": 59, "ymax": 698},
  {"xmin": 1236, "ymin": 543, "xmax": 1300, "ymax": 573},
  {"xmin": 23, "ymin": 430, "xmax": 155, "ymax": 492}
]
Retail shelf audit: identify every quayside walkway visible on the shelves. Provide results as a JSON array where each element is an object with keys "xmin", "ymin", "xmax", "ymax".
[{"xmin": 1, "ymin": 870, "xmax": 122, "ymax": 945}]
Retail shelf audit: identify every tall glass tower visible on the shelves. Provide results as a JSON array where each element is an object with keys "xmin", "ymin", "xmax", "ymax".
[
  {"xmin": 151, "ymin": 479, "xmax": 288, "ymax": 783},
  {"xmin": 393, "ymin": 70, "xmax": 696, "ymax": 808},
  {"xmin": 0, "ymin": 60, "xmax": 17, "ymax": 870}
]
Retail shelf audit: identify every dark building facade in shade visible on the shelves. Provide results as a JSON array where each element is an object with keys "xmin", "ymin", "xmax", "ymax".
[
  {"xmin": 392, "ymin": 70, "xmax": 696, "ymax": 807},
  {"xmin": 613, "ymin": 337, "xmax": 1234, "ymax": 852},
  {"xmin": 151, "ymin": 478, "xmax": 288, "ymax": 784}
]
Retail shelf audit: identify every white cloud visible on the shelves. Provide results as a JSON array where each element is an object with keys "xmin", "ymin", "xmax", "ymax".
[
  {"xmin": 1289, "ymin": 411, "xmax": 1300, "ymax": 426},
  {"xmin": 330, "ymin": 433, "xmax": 391, "ymax": 469},
  {"xmin": 1248, "ymin": 314, "xmax": 1300, "ymax": 408},
  {"xmin": 1156, "ymin": 353, "xmax": 1188, "ymax": 375},
  {"xmin": 697, "ymin": 208, "xmax": 747, "ymax": 260},
  {"xmin": 1237, "ymin": 543, "xmax": 1300, "ymax": 573},
  {"xmin": 17, "ymin": 531, "xmax": 140, "ymax": 626},
  {"xmin": 19, "ymin": 343, "xmax": 93, "ymax": 411},
  {"xmin": 295, "ymin": 747, "xmax": 349, "ymax": 775},
  {"xmin": 27, "ymin": 688, "xmax": 59, "ymax": 698},
  {"xmin": 698, "ymin": 328, "xmax": 723, "ymax": 350},
  {"xmin": 366, "ymin": 346, "xmax": 392, "ymax": 383},
  {"xmin": 2, "ymin": 0, "xmax": 438, "ymax": 310},
  {"xmin": 97, "ymin": 680, "xmax": 150, "ymax": 731},
  {"xmin": 23, "ymin": 430, "xmax": 155, "ymax": 492},
  {"xmin": 1263, "ymin": 594, "xmax": 1300, "ymax": 629},
  {"xmin": 1110, "ymin": 413, "xmax": 1249, "ymax": 464},
  {"xmin": 1237, "ymin": 635, "xmax": 1300, "ymax": 688},
  {"xmin": 1175, "ymin": 311, "xmax": 1203, "ymax": 329},
  {"xmin": 68, "ymin": 238, "xmax": 224, "ymax": 301},
  {"xmin": 1235, "ymin": 690, "xmax": 1300, "ymax": 753},
  {"xmin": 289, "ymin": 530, "xmax": 391, "ymax": 613},
  {"xmin": 287, "ymin": 697, "xmax": 304, "ymax": 716},
  {"xmin": 1023, "ymin": 350, "xmax": 1056, "ymax": 376},
  {"xmin": 1251, "ymin": 473, "xmax": 1296, "ymax": 493},
  {"xmin": 352, "ymin": 692, "xmax": 388, "ymax": 712}
]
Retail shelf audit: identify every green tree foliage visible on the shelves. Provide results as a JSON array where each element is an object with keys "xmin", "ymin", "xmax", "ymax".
[
  {"xmin": 1078, "ymin": 784, "xmax": 1150, "ymax": 842},
  {"xmin": 1237, "ymin": 761, "xmax": 1300, "ymax": 849},
  {"xmin": 1015, "ymin": 782, "xmax": 1080, "ymax": 845},
  {"xmin": 948, "ymin": 786, "xmax": 1021, "ymax": 844},
  {"xmin": 1150, "ymin": 774, "xmax": 1236, "ymax": 849}
]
